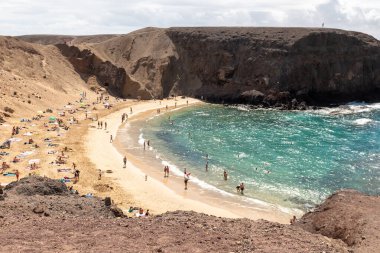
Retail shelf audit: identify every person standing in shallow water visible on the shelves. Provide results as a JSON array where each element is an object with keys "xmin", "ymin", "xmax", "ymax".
[
  {"xmin": 239, "ymin": 182, "xmax": 245, "ymax": 195},
  {"xmin": 223, "ymin": 170, "xmax": 228, "ymax": 181}
]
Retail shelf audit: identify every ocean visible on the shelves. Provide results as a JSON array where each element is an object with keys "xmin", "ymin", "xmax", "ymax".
[{"xmin": 125, "ymin": 102, "xmax": 380, "ymax": 213}]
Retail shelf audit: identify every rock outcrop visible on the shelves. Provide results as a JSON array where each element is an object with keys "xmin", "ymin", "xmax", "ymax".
[
  {"xmin": 19, "ymin": 27, "xmax": 380, "ymax": 106},
  {"xmin": 2, "ymin": 177, "xmax": 379, "ymax": 252},
  {"xmin": 296, "ymin": 190, "xmax": 380, "ymax": 253}
]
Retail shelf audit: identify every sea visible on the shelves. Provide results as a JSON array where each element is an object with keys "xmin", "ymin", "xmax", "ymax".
[{"xmin": 122, "ymin": 102, "xmax": 380, "ymax": 214}]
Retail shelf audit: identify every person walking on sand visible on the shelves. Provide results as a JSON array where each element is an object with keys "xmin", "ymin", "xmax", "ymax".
[
  {"xmin": 223, "ymin": 170, "xmax": 228, "ymax": 181},
  {"xmin": 130, "ymin": 107, "xmax": 133, "ymax": 114},
  {"xmin": 98, "ymin": 169, "xmax": 102, "ymax": 180},
  {"xmin": 100, "ymin": 121, "xmax": 103, "ymax": 129},
  {"xmin": 110, "ymin": 135, "xmax": 113, "ymax": 143},
  {"xmin": 123, "ymin": 156, "xmax": 127, "ymax": 168},
  {"xmin": 15, "ymin": 170, "xmax": 20, "ymax": 181},
  {"xmin": 184, "ymin": 171, "xmax": 190, "ymax": 190},
  {"xmin": 143, "ymin": 141, "xmax": 146, "ymax": 150},
  {"xmin": 104, "ymin": 122, "xmax": 107, "ymax": 130}
]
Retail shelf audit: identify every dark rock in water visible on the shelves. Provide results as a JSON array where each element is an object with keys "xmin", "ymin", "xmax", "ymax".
[{"xmin": 5, "ymin": 176, "xmax": 68, "ymax": 196}]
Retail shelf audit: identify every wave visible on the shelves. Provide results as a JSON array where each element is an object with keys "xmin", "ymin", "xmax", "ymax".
[
  {"xmin": 160, "ymin": 157, "xmax": 302, "ymax": 213},
  {"xmin": 353, "ymin": 118, "xmax": 374, "ymax": 126},
  {"xmin": 315, "ymin": 102, "xmax": 380, "ymax": 115}
]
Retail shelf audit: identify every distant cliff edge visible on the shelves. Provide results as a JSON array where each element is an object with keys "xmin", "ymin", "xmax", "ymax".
[{"xmin": 19, "ymin": 27, "xmax": 380, "ymax": 108}]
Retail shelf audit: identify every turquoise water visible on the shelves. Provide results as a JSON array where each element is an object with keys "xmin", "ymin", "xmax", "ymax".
[{"xmin": 140, "ymin": 103, "xmax": 380, "ymax": 211}]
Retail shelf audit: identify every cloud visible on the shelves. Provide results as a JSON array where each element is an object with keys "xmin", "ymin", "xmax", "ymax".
[{"xmin": 0, "ymin": 0, "xmax": 378, "ymax": 38}]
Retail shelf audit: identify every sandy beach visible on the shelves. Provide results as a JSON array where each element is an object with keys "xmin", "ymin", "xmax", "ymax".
[
  {"xmin": 0, "ymin": 91, "xmax": 291, "ymax": 223},
  {"xmin": 85, "ymin": 97, "xmax": 292, "ymax": 223}
]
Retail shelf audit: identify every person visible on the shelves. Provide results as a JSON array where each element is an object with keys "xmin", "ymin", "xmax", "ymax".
[
  {"xmin": 130, "ymin": 107, "xmax": 133, "ymax": 114},
  {"xmin": 74, "ymin": 169, "xmax": 80, "ymax": 182},
  {"xmin": 239, "ymin": 182, "xmax": 245, "ymax": 195},
  {"xmin": 104, "ymin": 122, "xmax": 107, "ymax": 130},
  {"xmin": 205, "ymin": 161, "xmax": 208, "ymax": 171},
  {"xmin": 147, "ymin": 140, "xmax": 150, "ymax": 147},
  {"xmin": 223, "ymin": 170, "xmax": 228, "ymax": 181},
  {"xmin": 123, "ymin": 156, "xmax": 127, "ymax": 168},
  {"xmin": 138, "ymin": 208, "xmax": 144, "ymax": 217},
  {"xmin": 72, "ymin": 162, "xmax": 76, "ymax": 170},
  {"xmin": 143, "ymin": 141, "xmax": 146, "ymax": 150},
  {"xmin": 110, "ymin": 135, "xmax": 113, "ymax": 143},
  {"xmin": 15, "ymin": 170, "xmax": 20, "ymax": 181},
  {"xmin": 164, "ymin": 166, "xmax": 170, "ymax": 177},
  {"xmin": 128, "ymin": 206, "xmax": 134, "ymax": 213},
  {"xmin": 145, "ymin": 209, "xmax": 150, "ymax": 216},
  {"xmin": 12, "ymin": 156, "xmax": 20, "ymax": 163},
  {"xmin": 290, "ymin": 215, "xmax": 297, "ymax": 225},
  {"xmin": 184, "ymin": 171, "xmax": 190, "ymax": 190},
  {"xmin": 98, "ymin": 169, "xmax": 102, "ymax": 180}
]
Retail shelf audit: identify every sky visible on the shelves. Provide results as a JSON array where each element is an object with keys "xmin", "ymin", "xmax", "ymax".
[{"xmin": 0, "ymin": 0, "xmax": 379, "ymax": 38}]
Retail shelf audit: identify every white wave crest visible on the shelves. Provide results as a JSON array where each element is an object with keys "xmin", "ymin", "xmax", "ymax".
[
  {"xmin": 315, "ymin": 102, "xmax": 380, "ymax": 115},
  {"xmin": 353, "ymin": 118, "xmax": 373, "ymax": 125}
]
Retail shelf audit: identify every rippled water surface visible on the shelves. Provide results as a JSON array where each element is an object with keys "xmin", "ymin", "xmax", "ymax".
[{"xmin": 140, "ymin": 103, "xmax": 380, "ymax": 210}]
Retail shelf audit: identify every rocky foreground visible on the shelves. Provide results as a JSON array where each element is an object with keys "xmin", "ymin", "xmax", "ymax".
[{"xmin": 0, "ymin": 177, "xmax": 378, "ymax": 252}]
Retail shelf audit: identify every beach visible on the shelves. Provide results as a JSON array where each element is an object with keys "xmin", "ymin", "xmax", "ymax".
[{"xmin": 85, "ymin": 97, "xmax": 292, "ymax": 223}]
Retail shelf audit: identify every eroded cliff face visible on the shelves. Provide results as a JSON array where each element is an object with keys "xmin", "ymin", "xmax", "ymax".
[
  {"xmin": 56, "ymin": 44, "xmax": 152, "ymax": 99},
  {"xmin": 27, "ymin": 28, "xmax": 380, "ymax": 106},
  {"xmin": 164, "ymin": 28, "xmax": 380, "ymax": 106}
]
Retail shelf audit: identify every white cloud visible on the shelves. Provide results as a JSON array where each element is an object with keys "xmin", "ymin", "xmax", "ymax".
[{"xmin": 0, "ymin": 0, "xmax": 378, "ymax": 38}]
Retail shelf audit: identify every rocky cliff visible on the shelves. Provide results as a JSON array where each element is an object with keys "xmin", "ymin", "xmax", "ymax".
[{"xmin": 19, "ymin": 27, "xmax": 380, "ymax": 107}]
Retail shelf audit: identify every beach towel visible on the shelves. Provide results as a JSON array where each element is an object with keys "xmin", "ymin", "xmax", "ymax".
[
  {"xmin": 8, "ymin": 138, "xmax": 22, "ymax": 143},
  {"xmin": 3, "ymin": 172, "xmax": 16, "ymax": 176},
  {"xmin": 58, "ymin": 178, "xmax": 71, "ymax": 183},
  {"xmin": 16, "ymin": 150, "xmax": 34, "ymax": 158},
  {"xmin": 57, "ymin": 168, "xmax": 71, "ymax": 173}
]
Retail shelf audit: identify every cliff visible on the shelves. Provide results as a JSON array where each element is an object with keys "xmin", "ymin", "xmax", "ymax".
[{"xmin": 18, "ymin": 27, "xmax": 380, "ymax": 107}]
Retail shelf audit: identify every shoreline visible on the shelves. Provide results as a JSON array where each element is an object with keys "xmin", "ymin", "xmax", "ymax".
[{"xmin": 86, "ymin": 98, "xmax": 293, "ymax": 223}]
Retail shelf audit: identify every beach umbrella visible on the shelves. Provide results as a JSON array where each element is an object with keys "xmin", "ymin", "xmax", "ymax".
[{"xmin": 37, "ymin": 111, "xmax": 44, "ymax": 114}]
